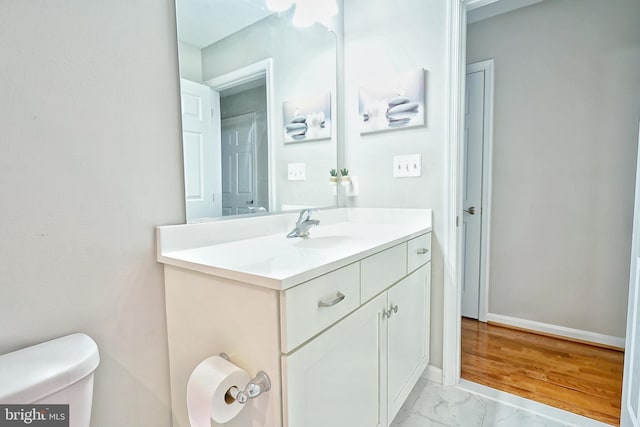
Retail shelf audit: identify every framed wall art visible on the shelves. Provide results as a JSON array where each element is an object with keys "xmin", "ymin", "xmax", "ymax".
[
  {"xmin": 358, "ymin": 68, "xmax": 426, "ymax": 134},
  {"xmin": 283, "ymin": 92, "xmax": 332, "ymax": 143}
]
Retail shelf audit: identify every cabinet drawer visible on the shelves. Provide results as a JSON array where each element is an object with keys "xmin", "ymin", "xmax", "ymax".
[
  {"xmin": 407, "ymin": 233, "xmax": 431, "ymax": 273},
  {"xmin": 360, "ymin": 243, "xmax": 407, "ymax": 303},
  {"xmin": 281, "ymin": 263, "xmax": 360, "ymax": 353}
]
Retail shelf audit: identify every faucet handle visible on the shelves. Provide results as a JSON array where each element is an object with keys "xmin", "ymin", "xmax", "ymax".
[{"xmin": 298, "ymin": 208, "xmax": 317, "ymax": 222}]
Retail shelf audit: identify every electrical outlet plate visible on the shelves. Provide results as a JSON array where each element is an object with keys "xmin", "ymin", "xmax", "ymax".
[
  {"xmin": 393, "ymin": 154, "xmax": 422, "ymax": 178},
  {"xmin": 346, "ymin": 175, "xmax": 359, "ymax": 197},
  {"xmin": 287, "ymin": 163, "xmax": 306, "ymax": 181}
]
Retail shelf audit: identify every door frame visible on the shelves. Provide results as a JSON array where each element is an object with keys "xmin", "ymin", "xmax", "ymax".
[
  {"xmin": 464, "ymin": 59, "xmax": 494, "ymax": 323},
  {"xmin": 441, "ymin": 0, "xmax": 465, "ymax": 386},
  {"xmin": 204, "ymin": 58, "xmax": 276, "ymax": 213},
  {"xmin": 621, "ymin": 123, "xmax": 640, "ymax": 426},
  {"xmin": 442, "ymin": 0, "xmax": 498, "ymax": 386}
]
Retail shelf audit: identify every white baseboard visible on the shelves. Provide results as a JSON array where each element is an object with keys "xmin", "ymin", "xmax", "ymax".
[
  {"xmin": 486, "ymin": 313, "xmax": 625, "ymax": 349},
  {"xmin": 421, "ymin": 364, "xmax": 443, "ymax": 384}
]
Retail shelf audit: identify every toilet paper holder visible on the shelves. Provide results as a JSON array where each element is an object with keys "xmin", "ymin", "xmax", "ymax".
[{"xmin": 220, "ymin": 353, "xmax": 271, "ymax": 404}]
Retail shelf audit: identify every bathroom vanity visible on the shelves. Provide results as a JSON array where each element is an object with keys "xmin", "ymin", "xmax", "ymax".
[{"xmin": 157, "ymin": 208, "xmax": 432, "ymax": 427}]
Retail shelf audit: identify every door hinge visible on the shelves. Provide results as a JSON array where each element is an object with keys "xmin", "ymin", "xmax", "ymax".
[
  {"xmin": 212, "ymin": 193, "xmax": 215, "ymax": 202},
  {"xmin": 456, "ymin": 215, "xmax": 459, "ymax": 227}
]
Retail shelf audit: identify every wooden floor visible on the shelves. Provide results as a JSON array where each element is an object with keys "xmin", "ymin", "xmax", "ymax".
[{"xmin": 461, "ymin": 318, "xmax": 624, "ymax": 426}]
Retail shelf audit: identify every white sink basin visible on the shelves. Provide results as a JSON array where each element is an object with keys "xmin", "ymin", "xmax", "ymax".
[{"xmin": 157, "ymin": 208, "xmax": 432, "ymax": 290}]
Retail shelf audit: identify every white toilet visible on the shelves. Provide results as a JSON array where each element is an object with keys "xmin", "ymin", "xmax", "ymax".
[{"xmin": 0, "ymin": 333, "xmax": 100, "ymax": 427}]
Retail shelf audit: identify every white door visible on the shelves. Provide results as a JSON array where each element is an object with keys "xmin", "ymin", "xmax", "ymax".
[
  {"xmin": 461, "ymin": 66, "xmax": 486, "ymax": 319},
  {"xmin": 180, "ymin": 79, "xmax": 221, "ymax": 221},
  {"xmin": 221, "ymin": 113, "xmax": 258, "ymax": 216},
  {"xmin": 282, "ymin": 293, "xmax": 386, "ymax": 427},
  {"xmin": 387, "ymin": 264, "xmax": 430, "ymax": 424},
  {"xmin": 621, "ymin": 124, "xmax": 640, "ymax": 427}
]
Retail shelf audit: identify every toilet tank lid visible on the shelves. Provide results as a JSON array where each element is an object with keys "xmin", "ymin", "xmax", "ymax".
[{"xmin": 0, "ymin": 333, "xmax": 100, "ymax": 403}]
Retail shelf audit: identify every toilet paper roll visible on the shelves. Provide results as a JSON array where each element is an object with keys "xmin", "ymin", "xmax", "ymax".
[{"xmin": 186, "ymin": 355, "xmax": 250, "ymax": 426}]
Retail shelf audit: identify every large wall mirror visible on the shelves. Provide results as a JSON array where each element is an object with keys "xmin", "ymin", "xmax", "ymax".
[{"xmin": 175, "ymin": 0, "xmax": 340, "ymax": 222}]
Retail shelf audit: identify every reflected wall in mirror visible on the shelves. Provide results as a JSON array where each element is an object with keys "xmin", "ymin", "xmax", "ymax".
[{"xmin": 175, "ymin": 0, "xmax": 339, "ymax": 222}]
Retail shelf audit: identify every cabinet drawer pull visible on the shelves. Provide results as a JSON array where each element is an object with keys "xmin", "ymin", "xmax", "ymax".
[
  {"xmin": 416, "ymin": 248, "xmax": 429, "ymax": 255},
  {"xmin": 318, "ymin": 292, "xmax": 346, "ymax": 308}
]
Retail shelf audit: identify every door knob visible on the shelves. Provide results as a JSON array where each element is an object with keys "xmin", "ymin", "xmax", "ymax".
[
  {"xmin": 464, "ymin": 206, "xmax": 477, "ymax": 215},
  {"xmin": 246, "ymin": 200, "xmax": 254, "ymax": 205}
]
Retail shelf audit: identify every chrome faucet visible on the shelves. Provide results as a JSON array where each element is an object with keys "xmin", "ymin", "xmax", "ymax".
[{"xmin": 286, "ymin": 209, "xmax": 320, "ymax": 238}]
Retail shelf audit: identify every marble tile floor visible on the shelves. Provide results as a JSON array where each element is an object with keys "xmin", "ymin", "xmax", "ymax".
[{"xmin": 390, "ymin": 379, "xmax": 610, "ymax": 427}]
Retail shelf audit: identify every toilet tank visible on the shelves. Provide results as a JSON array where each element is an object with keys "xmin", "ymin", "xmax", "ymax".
[{"xmin": 0, "ymin": 333, "xmax": 100, "ymax": 427}]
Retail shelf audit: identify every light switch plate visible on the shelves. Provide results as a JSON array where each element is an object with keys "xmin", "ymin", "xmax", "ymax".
[
  {"xmin": 393, "ymin": 154, "xmax": 422, "ymax": 178},
  {"xmin": 288, "ymin": 163, "xmax": 306, "ymax": 181}
]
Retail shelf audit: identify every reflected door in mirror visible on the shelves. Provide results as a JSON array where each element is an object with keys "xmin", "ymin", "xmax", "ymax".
[
  {"xmin": 181, "ymin": 79, "xmax": 220, "ymax": 220},
  {"xmin": 221, "ymin": 113, "xmax": 266, "ymax": 216}
]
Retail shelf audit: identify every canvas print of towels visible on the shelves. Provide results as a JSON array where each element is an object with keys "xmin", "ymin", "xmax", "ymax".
[
  {"xmin": 283, "ymin": 92, "xmax": 332, "ymax": 143},
  {"xmin": 358, "ymin": 69, "xmax": 426, "ymax": 134}
]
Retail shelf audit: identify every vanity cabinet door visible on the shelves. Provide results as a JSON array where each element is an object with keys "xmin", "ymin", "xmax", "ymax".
[
  {"xmin": 282, "ymin": 293, "xmax": 387, "ymax": 427},
  {"xmin": 386, "ymin": 263, "xmax": 431, "ymax": 425}
]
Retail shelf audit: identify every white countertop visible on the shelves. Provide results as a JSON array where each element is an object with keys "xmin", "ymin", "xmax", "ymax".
[{"xmin": 157, "ymin": 208, "xmax": 432, "ymax": 290}]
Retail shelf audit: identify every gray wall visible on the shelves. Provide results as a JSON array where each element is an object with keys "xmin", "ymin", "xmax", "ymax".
[
  {"xmin": 467, "ymin": 0, "xmax": 640, "ymax": 337},
  {"xmin": 178, "ymin": 41, "xmax": 203, "ymax": 82},
  {"xmin": 344, "ymin": 0, "xmax": 448, "ymax": 368},
  {"xmin": 0, "ymin": 1, "xmax": 183, "ymax": 426}
]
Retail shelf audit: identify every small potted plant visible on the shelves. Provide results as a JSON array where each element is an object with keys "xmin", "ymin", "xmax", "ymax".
[
  {"xmin": 329, "ymin": 168, "xmax": 338, "ymax": 183},
  {"xmin": 340, "ymin": 168, "xmax": 351, "ymax": 186}
]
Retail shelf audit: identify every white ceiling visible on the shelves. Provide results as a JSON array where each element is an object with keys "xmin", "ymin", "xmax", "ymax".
[
  {"xmin": 176, "ymin": 0, "xmax": 542, "ymax": 47},
  {"xmin": 467, "ymin": 0, "xmax": 544, "ymax": 24},
  {"xmin": 176, "ymin": 0, "xmax": 274, "ymax": 48}
]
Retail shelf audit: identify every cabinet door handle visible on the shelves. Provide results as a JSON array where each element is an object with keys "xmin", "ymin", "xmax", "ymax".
[
  {"xmin": 383, "ymin": 305, "xmax": 399, "ymax": 319},
  {"xmin": 417, "ymin": 248, "xmax": 429, "ymax": 255},
  {"xmin": 318, "ymin": 292, "xmax": 346, "ymax": 308}
]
